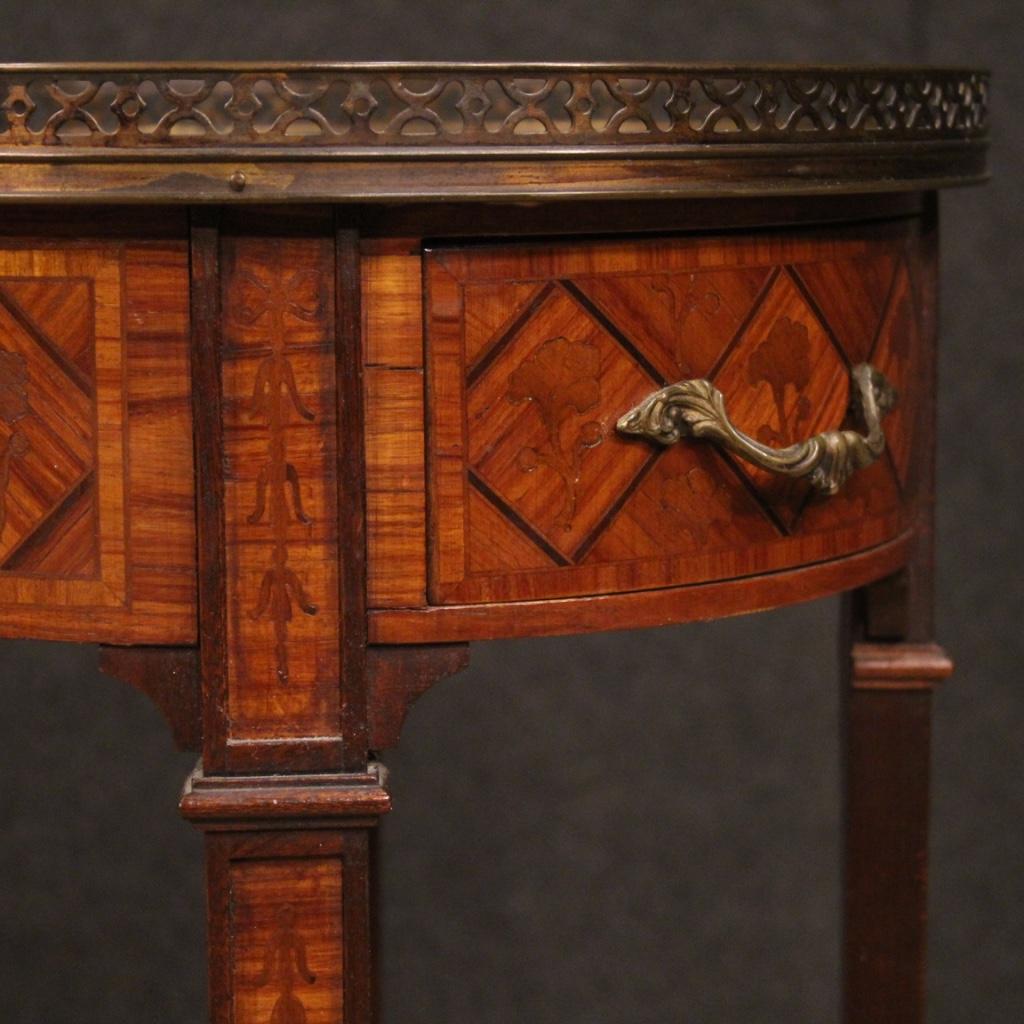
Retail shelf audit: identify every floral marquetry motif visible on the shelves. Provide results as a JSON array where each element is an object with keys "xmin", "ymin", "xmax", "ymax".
[
  {"xmin": 657, "ymin": 464, "xmax": 751, "ymax": 546},
  {"xmin": 506, "ymin": 336, "xmax": 605, "ymax": 533},
  {"xmin": 458, "ymin": 277, "xmax": 657, "ymax": 564},
  {"xmin": 426, "ymin": 225, "xmax": 921, "ymax": 605},
  {"xmin": 713, "ymin": 271, "xmax": 850, "ymax": 527},
  {"xmin": 578, "ymin": 266, "xmax": 770, "ymax": 381},
  {"xmin": 747, "ymin": 316, "xmax": 814, "ymax": 441}
]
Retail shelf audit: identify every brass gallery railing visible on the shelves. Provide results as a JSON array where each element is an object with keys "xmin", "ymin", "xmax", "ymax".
[{"xmin": 0, "ymin": 64, "xmax": 989, "ymax": 151}]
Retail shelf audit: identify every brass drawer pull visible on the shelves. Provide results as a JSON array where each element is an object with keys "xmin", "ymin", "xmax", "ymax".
[{"xmin": 617, "ymin": 363, "xmax": 897, "ymax": 495}]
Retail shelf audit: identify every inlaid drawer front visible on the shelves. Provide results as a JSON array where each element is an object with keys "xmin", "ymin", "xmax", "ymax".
[
  {"xmin": 0, "ymin": 236, "xmax": 196, "ymax": 642},
  {"xmin": 425, "ymin": 223, "xmax": 927, "ymax": 605}
]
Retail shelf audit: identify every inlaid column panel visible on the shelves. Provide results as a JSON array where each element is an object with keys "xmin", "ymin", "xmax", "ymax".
[
  {"xmin": 220, "ymin": 232, "xmax": 340, "ymax": 746},
  {"xmin": 190, "ymin": 790, "xmax": 383, "ymax": 1024},
  {"xmin": 229, "ymin": 853, "xmax": 345, "ymax": 1024},
  {"xmin": 192, "ymin": 211, "xmax": 366, "ymax": 775}
]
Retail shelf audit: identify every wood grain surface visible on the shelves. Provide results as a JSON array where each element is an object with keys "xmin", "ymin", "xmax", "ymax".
[
  {"xmin": 202, "ymin": 827, "xmax": 376, "ymax": 1024},
  {"xmin": 0, "ymin": 207, "xmax": 935, "ymax": 652},
  {"xmin": 361, "ymin": 239, "xmax": 427, "ymax": 610},
  {"xmin": 409, "ymin": 219, "xmax": 927, "ymax": 630},
  {"xmin": 191, "ymin": 211, "xmax": 374, "ymax": 774},
  {"xmin": 0, "ymin": 189, "xmax": 955, "ymax": 1024},
  {"xmin": 843, "ymin": 641, "xmax": 953, "ymax": 1023},
  {"xmin": 370, "ymin": 531, "xmax": 912, "ymax": 644},
  {"xmin": 0, "ymin": 232, "xmax": 195, "ymax": 643}
]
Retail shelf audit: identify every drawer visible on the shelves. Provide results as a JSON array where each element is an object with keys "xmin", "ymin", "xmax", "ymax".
[{"xmin": 422, "ymin": 221, "xmax": 926, "ymax": 606}]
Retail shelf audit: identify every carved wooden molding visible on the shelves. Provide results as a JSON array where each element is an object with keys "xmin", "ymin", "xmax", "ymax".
[{"xmin": 180, "ymin": 762, "xmax": 391, "ymax": 829}]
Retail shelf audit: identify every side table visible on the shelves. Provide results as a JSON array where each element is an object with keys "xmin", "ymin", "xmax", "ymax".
[{"xmin": 0, "ymin": 63, "xmax": 990, "ymax": 1023}]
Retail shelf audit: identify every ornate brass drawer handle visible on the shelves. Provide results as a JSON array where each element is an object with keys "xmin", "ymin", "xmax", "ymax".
[{"xmin": 617, "ymin": 363, "xmax": 898, "ymax": 495}]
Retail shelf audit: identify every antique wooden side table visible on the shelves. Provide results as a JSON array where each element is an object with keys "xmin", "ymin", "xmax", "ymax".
[{"xmin": 0, "ymin": 64, "xmax": 989, "ymax": 1022}]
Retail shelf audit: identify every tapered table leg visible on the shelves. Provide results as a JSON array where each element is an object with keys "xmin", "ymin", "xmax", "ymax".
[
  {"xmin": 184, "ymin": 210, "xmax": 380, "ymax": 1023},
  {"xmin": 181, "ymin": 765, "xmax": 390, "ymax": 1024},
  {"xmin": 842, "ymin": 640, "xmax": 952, "ymax": 1023}
]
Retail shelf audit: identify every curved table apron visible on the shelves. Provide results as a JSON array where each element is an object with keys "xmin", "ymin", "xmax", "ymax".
[{"xmin": 0, "ymin": 63, "xmax": 989, "ymax": 1024}]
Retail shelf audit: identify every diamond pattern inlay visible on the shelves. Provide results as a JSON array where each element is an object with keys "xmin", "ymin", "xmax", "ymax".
[
  {"xmin": 582, "ymin": 443, "xmax": 780, "ymax": 565},
  {"xmin": 464, "ymin": 280, "xmax": 551, "ymax": 369},
  {"xmin": 0, "ymin": 279, "xmax": 97, "ymax": 575},
  {"xmin": 792, "ymin": 255, "xmax": 895, "ymax": 365},
  {"xmin": 427, "ymin": 231, "xmax": 921, "ymax": 606},
  {"xmin": 467, "ymin": 284, "xmax": 657, "ymax": 561},
  {"xmin": 575, "ymin": 266, "xmax": 771, "ymax": 383},
  {"xmin": 712, "ymin": 268, "xmax": 850, "ymax": 530},
  {"xmin": 870, "ymin": 258, "xmax": 919, "ymax": 488}
]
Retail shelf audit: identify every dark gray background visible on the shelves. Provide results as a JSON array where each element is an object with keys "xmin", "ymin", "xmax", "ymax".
[{"xmin": 0, "ymin": 3, "xmax": 1020, "ymax": 1022}]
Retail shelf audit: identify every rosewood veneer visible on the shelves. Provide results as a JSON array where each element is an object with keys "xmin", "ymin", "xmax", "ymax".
[{"xmin": 0, "ymin": 63, "xmax": 989, "ymax": 1023}]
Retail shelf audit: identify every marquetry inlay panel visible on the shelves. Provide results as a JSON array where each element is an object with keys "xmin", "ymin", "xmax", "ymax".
[
  {"xmin": 219, "ymin": 232, "xmax": 341, "ymax": 743},
  {"xmin": 230, "ymin": 857, "xmax": 344, "ymax": 1024},
  {"xmin": 0, "ymin": 238, "xmax": 196, "ymax": 643},
  {"xmin": 0, "ymin": 272, "xmax": 97, "ymax": 576},
  {"xmin": 202, "ymin": 826, "xmax": 369, "ymax": 1024},
  {"xmin": 426, "ymin": 222, "xmax": 925, "ymax": 605}
]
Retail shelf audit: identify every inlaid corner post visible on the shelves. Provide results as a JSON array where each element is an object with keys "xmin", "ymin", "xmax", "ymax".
[
  {"xmin": 180, "ymin": 764, "xmax": 390, "ymax": 1024},
  {"xmin": 183, "ymin": 208, "xmax": 385, "ymax": 1024},
  {"xmin": 840, "ymin": 192, "xmax": 950, "ymax": 1024}
]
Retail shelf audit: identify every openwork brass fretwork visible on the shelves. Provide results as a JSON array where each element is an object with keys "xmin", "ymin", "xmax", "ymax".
[
  {"xmin": 617, "ymin": 363, "xmax": 897, "ymax": 495},
  {"xmin": 0, "ymin": 66, "xmax": 988, "ymax": 150}
]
